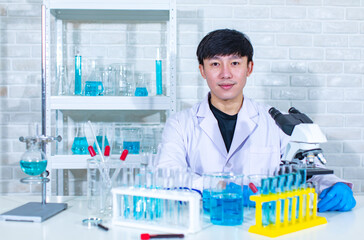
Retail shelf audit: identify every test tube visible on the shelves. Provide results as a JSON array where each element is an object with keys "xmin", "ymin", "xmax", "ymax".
[
  {"xmin": 261, "ymin": 177, "xmax": 270, "ymax": 226},
  {"xmin": 268, "ymin": 175, "xmax": 278, "ymax": 224}
]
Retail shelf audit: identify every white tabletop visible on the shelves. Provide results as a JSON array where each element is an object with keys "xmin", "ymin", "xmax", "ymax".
[{"xmin": 0, "ymin": 195, "xmax": 363, "ymax": 240}]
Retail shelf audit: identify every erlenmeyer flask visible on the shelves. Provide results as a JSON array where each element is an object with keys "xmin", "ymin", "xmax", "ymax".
[
  {"xmin": 56, "ymin": 66, "xmax": 69, "ymax": 96},
  {"xmin": 134, "ymin": 74, "xmax": 148, "ymax": 96},
  {"xmin": 71, "ymin": 123, "xmax": 89, "ymax": 154}
]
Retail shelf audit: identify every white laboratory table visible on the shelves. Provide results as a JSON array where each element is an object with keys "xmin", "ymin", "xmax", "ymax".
[{"xmin": 0, "ymin": 195, "xmax": 363, "ymax": 240}]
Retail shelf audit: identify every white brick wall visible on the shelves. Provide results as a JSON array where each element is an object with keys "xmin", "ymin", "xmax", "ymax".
[{"xmin": 1, "ymin": 0, "xmax": 364, "ymax": 195}]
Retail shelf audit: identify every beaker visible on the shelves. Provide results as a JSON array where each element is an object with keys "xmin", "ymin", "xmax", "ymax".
[
  {"xmin": 104, "ymin": 66, "xmax": 117, "ymax": 96},
  {"xmin": 111, "ymin": 63, "xmax": 134, "ymax": 96},
  {"xmin": 122, "ymin": 127, "xmax": 141, "ymax": 154},
  {"xmin": 207, "ymin": 172, "xmax": 244, "ymax": 226},
  {"xmin": 134, "ymin": 73, "xmax": 148, "ymax": 96},
  {"xmin": 87, "ymin": 157, "xmax": 113, "ymax": 216},
  {"xmin": 71, "ymin": 122, "xmax": 88, "ymax": 155}
]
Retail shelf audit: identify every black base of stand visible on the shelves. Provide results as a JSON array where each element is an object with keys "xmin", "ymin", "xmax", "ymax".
[{"xmin": 0, "ymin": 202, "xmax": 67, "ymax": 222}]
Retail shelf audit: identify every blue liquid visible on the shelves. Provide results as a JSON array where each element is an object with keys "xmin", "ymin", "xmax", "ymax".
[
  {"xmin": 135, "ymin": 87, "xmax": 148, "ymax": 96},
  {"xmin": 202, "ymin": 189, "xmax": 211, "ymax": 213},
  {"xmin": 210, "ymin": 192, "xmax": 243, "ymax": 226},
  {"xmin": 156, "ymin": 60, "xmax": 162, "ymax": 95},
  {"xmin": 75, "ymin": 55, "xmax": 82, "ymax": 95},
  {"xmin": 20, "ymin": 160, "xmax": 47, "ymax": 176},
  {"xmin": 94, "ymin": 136, "xmax": 109, "ymax": 154},
  {"xmin": 123, "ymin": 141, "xmax": 140, "ymax": 154},
  {"xmin": 71, "ymin": 136, "xmax": 88, "ymax": 154},
  {"xmin": 84, "ymin": 81, "xmax": 104, "ymax": 96}
]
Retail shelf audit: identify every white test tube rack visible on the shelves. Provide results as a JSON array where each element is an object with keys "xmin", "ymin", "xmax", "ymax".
[{"xmin": 112, "ymin": 187, "xmax": 202, "ymax": 234}]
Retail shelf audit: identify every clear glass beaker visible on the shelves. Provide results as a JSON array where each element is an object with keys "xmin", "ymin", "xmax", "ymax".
[
  {"xmin": 111, "ymin": 63, "xmax": 134, "ymax": 96},
  {"xmin": 122, "ymin": 127, "xmax": 142, "ymax": 154},
  {"xmin": 206, "ymin": 172, "xmax": 244, "ymax": 226},
  {"xmin": 56, "ymin": 66, "xmax": 70, "ymax": 96}
]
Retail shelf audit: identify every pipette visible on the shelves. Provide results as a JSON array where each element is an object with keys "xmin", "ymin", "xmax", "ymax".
[{"xmin": 141, "ymin": 233, "xmax": 184, "ymax": 239}]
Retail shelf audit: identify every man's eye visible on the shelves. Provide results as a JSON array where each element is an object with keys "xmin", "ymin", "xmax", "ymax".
[
  {"xmin": 211, "ymin": 62, "xmax": 219, "ymax": 66},
  {"xmin": 232, "ymin": 61, "xmax": 240, "ymax": 66}
]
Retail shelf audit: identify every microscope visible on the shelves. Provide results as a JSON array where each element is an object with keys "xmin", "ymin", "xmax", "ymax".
[{"xmin": 269, "ymin": 107, "xmax": 334, "ymax": 179}]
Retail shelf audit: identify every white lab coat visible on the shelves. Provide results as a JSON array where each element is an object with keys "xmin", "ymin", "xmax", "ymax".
[{"xmin": 157, "ymin": 94, "xmax": 351, "ymax": 193}]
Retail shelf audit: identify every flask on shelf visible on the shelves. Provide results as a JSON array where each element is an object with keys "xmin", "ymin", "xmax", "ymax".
[
  {"xmin": 84, "ymin": 64, "xmax": 104, "ymax": 96},
  {"xmin": 56, "ymin": 66, "xmax": 69, "ymax": 96},
  {"xmin": 71, "ymin": 123, "xmax": 88, "ymax": 155},
  {"xmin": 134, "ymin": 74, "xmax": 148, "ymax": 96}
]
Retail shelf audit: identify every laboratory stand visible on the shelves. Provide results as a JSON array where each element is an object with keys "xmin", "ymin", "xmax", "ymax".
[{"xmin": 0, "ymin": 195, "xmax": 363, "ymax": 240}]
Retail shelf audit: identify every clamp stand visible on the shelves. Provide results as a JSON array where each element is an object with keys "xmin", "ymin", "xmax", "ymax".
[{"xmin": 0, "ymin": 136, "xmax": 67, "ymax": 222}]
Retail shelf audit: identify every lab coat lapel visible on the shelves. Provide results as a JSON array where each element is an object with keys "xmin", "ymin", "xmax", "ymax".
[
  {"xmin": 197, "ymin": 96, "xmax": 227, "ymax": 157},
  {"xmin": 228, "ymin": 98, "xmax": 258, "ymax": 159}
]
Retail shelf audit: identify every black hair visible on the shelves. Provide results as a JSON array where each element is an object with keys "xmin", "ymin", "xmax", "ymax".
[{"xmin": 196, "ymin": 29, "xmax": 254, "ymax": 65}]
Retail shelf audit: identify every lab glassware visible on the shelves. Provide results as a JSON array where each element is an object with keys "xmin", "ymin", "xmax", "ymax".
[
  {"xmin": 20, "ymin": 141, "xmax": 47, "ymax": 176},
  {"xmin": 104, "ymin": 66, "xmax": 117, "ymax": 96},
  {"xmin": 122, "ymin": 127, "xmax": 141, "ymax": 154},
  {"xmin": 247, "ymin": 174, "xmax": 269, "ymax": 225},
  {"xmin": 156, "ymin": 48, "xmax": 162, "ymax": 95},
  {"xmin": 93, "ymin": 123, "xmax": 110, "ymax": 154},
  {"xmin": 74, "ymin": 52, "xmax": 82, "ymax": 95},
  {"xmin": 135, "ymin": 73, "xmax": 148, "ymax": 96},
  {"xmin": 71, "ymin": 123, "xmax": 88, "ymax": 155},
  {"xmin": 207, "ymin": 172, "xmax": 244, "ymax": 226},
  {"xmin": 84, "ymin": 66, "xmax": 104, "ymax": 96},
  {"xmin": 56, "ymin": 66, "xmax": 69, "ymax": 96}
]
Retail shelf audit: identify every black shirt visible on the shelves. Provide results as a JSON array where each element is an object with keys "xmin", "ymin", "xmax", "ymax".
[{"xmin": 209, "ymin": 98, "xmax": 238, "ymax": 153}]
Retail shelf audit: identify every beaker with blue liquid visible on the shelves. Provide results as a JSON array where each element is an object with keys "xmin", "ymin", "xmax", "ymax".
[
  {"xmin": 84, "ymin": 66, "xmax": 105, "ymax": 96},
  {"xmin": 122, "ymin": 127, "xmax": 141, "ymax": 154},
  {"xmin": 206, "ymin": 172, "xmax": 244, "ymax": 226},
  {"xmin": 134, "ymin": 74, "xmax": 148, "ymax": 96}
]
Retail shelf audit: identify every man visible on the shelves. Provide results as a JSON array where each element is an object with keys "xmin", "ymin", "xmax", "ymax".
[{"xmin": 157, "ymin": 29, "xmax": 355, "ymax": 212}]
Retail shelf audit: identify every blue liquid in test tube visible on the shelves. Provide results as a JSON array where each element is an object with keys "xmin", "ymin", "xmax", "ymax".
[
  {"xmin": 75, "ymin": 54, "xmax": 82, "ymax": 95},
  {"xmin": 268, "ymin": 176, "xmax": 278, "ymax": 224},
  {"xmin": 261, "ymin": 178, "xmax": 270, "ymax": 226}
]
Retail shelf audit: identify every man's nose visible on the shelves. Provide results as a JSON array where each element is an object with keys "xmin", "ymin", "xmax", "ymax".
[{"xmin": 220, "ymin": 64, "xmax": 232, "ymax": 79}]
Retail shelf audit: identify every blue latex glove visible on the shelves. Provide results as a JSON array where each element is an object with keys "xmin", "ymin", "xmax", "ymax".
[
  {"xmin": 318, "ymin": 182, "xmax": 356, "ymax": 212},
  {"xmin": 243, "ymin": 185, "xmax": 260, "ymax": 207}
]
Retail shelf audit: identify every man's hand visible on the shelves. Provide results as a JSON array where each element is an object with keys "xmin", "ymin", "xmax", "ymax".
[{"xmin": 318, "ymin": 182, "xmax": 356, "ymax": 212}]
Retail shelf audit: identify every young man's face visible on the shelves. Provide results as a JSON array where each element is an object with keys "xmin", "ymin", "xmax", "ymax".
[{"xmin": 199, "ymin": 54, "xmax": 253, "ymax": 105}]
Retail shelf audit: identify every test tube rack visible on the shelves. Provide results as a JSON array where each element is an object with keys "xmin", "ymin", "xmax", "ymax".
[
  {"xmin": 249, "ymin": 187, "xmax": 327, "ymax": 238},
  {"xmin": 112, "ymin": 187, "xmax": 202, "ymax": 234}
]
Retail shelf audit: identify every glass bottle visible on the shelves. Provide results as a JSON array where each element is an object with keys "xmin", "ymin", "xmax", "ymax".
[{"xmin": 56, "ymin": 66, "xmax": 69, "ymax": 96}]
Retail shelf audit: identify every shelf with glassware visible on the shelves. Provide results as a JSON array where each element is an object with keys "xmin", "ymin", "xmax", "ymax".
[{"xmin": 44, "ymin": 0, "xmax": 176, "ymax": 195}]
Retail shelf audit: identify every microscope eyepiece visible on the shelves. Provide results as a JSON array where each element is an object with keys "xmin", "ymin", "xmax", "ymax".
[
  {"xmin": 268, "ymin": 107, "xmax": 282, "ymax": 120},
  {"xmin": 288, "ymin": 107, "xmax": 300, "ymax": 114}
]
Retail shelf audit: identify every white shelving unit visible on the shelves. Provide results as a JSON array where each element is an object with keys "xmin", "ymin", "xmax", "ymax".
[{"xmin": 43, "ymin": 0, "xmax": 176, "ymax": 195}]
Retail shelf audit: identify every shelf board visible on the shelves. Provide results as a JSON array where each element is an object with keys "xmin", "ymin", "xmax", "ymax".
[
  {"xmin": 50, "ymin": 96, "xmax": 172, "ymax": 110},
  {"xmin": 49, "ymin": 154, "xmax": 141, "ymax": 169},
  {"xmin": 49, "ymin": 0, "xmax": 170, "ymax": 21}
]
